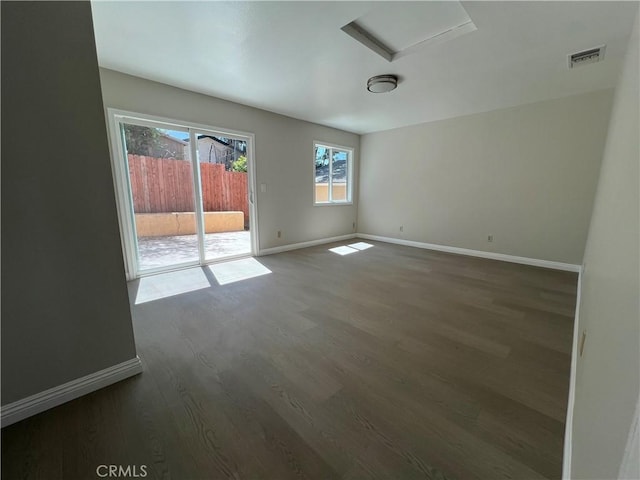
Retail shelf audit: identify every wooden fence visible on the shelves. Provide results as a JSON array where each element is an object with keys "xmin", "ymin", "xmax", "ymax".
[{"xmin": 128, "ymin": 154, "xmax": 248, "ymax": 225}]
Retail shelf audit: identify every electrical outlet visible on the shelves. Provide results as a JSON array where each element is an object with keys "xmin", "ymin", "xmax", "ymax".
[
  {"xmin": 277, "ymin": 230, "xmax": 281, "ymax": 238},
  {"xmin": 400, "ymin": 226, "xmax": 404, "ymax": 232},
  {"xmin": 487, "ymin": 234, "xmax": 493, "ymax": 243}
]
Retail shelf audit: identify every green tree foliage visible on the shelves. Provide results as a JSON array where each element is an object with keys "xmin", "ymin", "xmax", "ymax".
[
  {"xmin": 231, "ymin": 155, "xmax": 247, "ymax": 172},
  {"xmin": 123, "ymin": 124, "xmax": 161, "ymax": 156},
  {"xmin": 122, "ymin": 124, "xmax": 184, "ymax": 159}
]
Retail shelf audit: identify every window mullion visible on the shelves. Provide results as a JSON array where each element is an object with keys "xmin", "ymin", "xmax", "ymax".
[
  {"xmin": 328, "ymin": 148, "xmax": 333, "ymax": 203},
  {"xmin": 347, "ymin": 150, "xmax": 351, "ymax": 202}
]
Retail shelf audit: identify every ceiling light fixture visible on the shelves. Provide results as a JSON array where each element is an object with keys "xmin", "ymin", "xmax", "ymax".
[{"xmin": 367, "ymin": 75, "xmax": 398, "ymax": 93}]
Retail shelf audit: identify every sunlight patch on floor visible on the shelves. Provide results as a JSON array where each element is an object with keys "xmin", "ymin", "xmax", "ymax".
[
  {"xmin": 329, "ymin": 245, "xmax": 358, "ymax": 255},
  {"xmin": 349, "ymin": 242, "xmax": 374, "ymax": 250},
  {"xmin": 135, "ymin": 268, "xmax": 212, "ymax": 304},
  {"xmin": 330, "ymin": 242, "xmax": 374, "ymax": 256},
  {"xmin": 207, "ymin": 257, "xmax": 272, "ymax": 285}
]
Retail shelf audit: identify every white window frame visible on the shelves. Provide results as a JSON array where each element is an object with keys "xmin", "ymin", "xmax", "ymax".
[
  {"xmin": 106, "ymin": 108, "xmax": 259, "ymax": 280},
  {"xmin": 313, "ymin": 141, "xmax": 353, "ymax": 206}
]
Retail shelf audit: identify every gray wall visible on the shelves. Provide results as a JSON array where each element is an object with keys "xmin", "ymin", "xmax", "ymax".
[
  {"xmin": 571, "ymin": 10, "xmax": 639, "ymax": 479},
  {"xmin": 98, "ymin": 69, "xmax": 359, "ymax": 254},
  {"xmin": 1, "ymin": 1, "xmax": 138, "ymax": 405},
  {"xmin": 358, "ymin": 90, "xmax": 613, "ymax": 264}
]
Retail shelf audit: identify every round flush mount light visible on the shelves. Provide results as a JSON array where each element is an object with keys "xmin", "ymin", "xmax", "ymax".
[{"xmin": 367, "ymin": 74, "xmax": 398, "ymax": 93}]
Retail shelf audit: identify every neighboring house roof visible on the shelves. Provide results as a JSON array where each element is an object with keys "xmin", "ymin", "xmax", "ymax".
[
  {"xmin": 160, "ymin": 133, "xmax": 188, "ymax": 145},
  {"xmin": 184, "ymin": 135, "xmax": 231, "ymax": 147},
  {"xmin": 197, "ymin": 135, "xmax": 230, "ymax": 147},
  {"xmin": 194, "ymin": 135, "xmax": 245, "ymax": 154}
]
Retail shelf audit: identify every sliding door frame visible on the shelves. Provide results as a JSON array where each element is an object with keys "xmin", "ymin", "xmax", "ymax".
[{"xmin": 106, "ymin": 108, "xmax": 259, "ymax": 280}]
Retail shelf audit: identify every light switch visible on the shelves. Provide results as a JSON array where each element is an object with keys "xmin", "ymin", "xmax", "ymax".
[{"xmin": 260, "ymin": 183, "xmax": 267, "ymax": 193}]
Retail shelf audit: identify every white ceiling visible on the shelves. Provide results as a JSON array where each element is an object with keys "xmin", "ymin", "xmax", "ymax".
[{"xmin": 91, "ymin": 1, "xmax": 638, "ymax": 134}]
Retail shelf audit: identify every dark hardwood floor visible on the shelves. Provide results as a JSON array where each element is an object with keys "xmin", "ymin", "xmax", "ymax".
[{"xmin": 2, "ymin": 240, "xmax": 577, "ymax": 479}]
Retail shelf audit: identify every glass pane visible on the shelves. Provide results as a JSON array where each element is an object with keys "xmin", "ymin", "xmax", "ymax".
[
  {"xmin": 122, "ymin": 123, "xmax": 199, "ymax": 271},
  {"xmin": 196, "ymin": 134, "xmax": 251, "ymax": 260},
  {"xmin": 315, "ymin": 145, "xmax": 329, "ymax": 202},
  {"xmin": 331, "ymin": 149, "xmax": 348, "ymax": 202}
]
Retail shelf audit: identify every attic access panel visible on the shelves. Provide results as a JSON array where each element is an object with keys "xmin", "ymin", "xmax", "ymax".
[{"xmin": 342, "ymin": 1, "xmax": 476, "ymax": 62}]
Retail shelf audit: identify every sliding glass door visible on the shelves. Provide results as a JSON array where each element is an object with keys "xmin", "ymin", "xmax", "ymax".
[
  {"xmin": 121, "ymin": 121, "xmax": 200, "ymax": 272},
  {"xmin": 109, "ymin": 111, "xmax": 256, "ymax": 278},
  {"xmin": 194, "ymin": 132, "xmax": 251, "ymax": 263}
]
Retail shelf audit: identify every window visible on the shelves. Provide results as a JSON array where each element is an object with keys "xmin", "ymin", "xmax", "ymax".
[{"xmin": 314, "ymin": 143, "xmax": 353, "ymax": 205}]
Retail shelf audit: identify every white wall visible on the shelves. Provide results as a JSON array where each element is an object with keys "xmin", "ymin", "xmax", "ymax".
[
  {"xmin": 99, "ymin": 69, "xmax": 359, "ymax": 252},
  {"xmin": 570, "ymin": 10, "xmax": 639, "ymax": 479},
  {"xmin": 358, "ymin": 90, "xmax": 613, "ymax": 264}
]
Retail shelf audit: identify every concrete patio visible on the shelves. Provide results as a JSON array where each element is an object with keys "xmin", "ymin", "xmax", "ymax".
[{"xmin": 137, "ymin": 230, "xmax": 251, "ymax": 270}]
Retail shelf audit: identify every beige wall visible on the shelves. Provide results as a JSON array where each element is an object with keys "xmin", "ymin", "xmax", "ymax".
[
  {"xmin": 571, "ymin": 10, "xmax": 639, "ymax": 479},
  {"xmin": 358, "ymin": 90, "xmax": 614, "ymax": 264},
  {"xmin": 135, "ymin": 212, "xmax": 244, "ymax": 237},
  {"xmin": 315, "ymin": 183, "xmax": 348, "ymax": 203},
  {"xmin": 99, "ymin": 69, "xmax": 359, "ymax": 251},
  {"xmin": 1, "ymin": 2, "xmax": 137, "ymax": 405}
]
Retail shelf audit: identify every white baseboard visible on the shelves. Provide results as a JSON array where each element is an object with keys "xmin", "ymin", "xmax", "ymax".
[
  {"xmin": 1, "ymin": 356, "xmax": 143, "ymax": 427},
  {"xmin": 563, "ymin": 269, "xmax": 583, "ymax": 479},
  {"xmin": 356, "ymin": 233, "xmax": 581, "ymax": 272},
  {"xmin": 258, "ymin": 233, "xmax": 357, "ymax": 256}
]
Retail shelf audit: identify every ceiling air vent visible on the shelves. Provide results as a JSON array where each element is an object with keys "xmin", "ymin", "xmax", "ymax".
[{"xmin": 568, "ymin": 45, "xmax": 606, "ymax": 68}]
